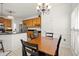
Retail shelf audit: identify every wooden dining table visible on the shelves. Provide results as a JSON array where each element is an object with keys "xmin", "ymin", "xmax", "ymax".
[{"xmin": 27, "ymin": 36, "xmax": 58, "ymax": 56}]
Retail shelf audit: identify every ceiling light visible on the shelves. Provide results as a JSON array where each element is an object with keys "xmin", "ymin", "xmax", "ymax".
[
  {"xmin": 7, "ymin": 15, "xmax": 14, "ymax": 19},
  {"xmin": 36, "ymin": 3, "xmax": 51, "ymax": 15},
  {"xmin": 7, "ymin": 10, "xmax": 14, "ymax": 19}
]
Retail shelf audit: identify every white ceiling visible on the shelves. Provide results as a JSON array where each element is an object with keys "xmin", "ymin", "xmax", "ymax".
[
  {"xmin": 0, "ymin": 3, "xmax": 78, "ymax": 20},
  {"xmin": 0, "ymin": 3, "xmax": 39, "ymax": 19}
]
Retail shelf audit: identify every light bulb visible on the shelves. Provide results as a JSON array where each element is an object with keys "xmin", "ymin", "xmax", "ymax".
[
  {"xmin": 48, "ymin": 5, "xmax": 51, "ymax": 9},
  {"xmin": 37, "ymin": 3, "xmax": 42, "ymax": 6},
  {"xmin": 7, "ymin": 15, "xmax": 14, "ymax": 19},
  {"xmin": 36, "ymin": 6, "xmax": 40, "ymax": 10}
]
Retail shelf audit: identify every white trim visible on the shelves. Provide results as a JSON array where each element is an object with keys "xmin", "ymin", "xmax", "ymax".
[
  {"xmin": 71, "ymin": 46, "xmax": 78, "ymax": 56},
  {"xmin": 23, "ymin": 15, "xmax": 39, "ymax": 20}
]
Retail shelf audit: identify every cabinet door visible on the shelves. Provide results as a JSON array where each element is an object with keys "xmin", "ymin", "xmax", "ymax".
[
  {"xmin": 23, "ymin": 20, "xmax": 28, "ymax": 26},
  {"xmin": 33, "ymin": 17, "xmax": 41, "ymax": 27},
  {"xmin": 36, "ymin": 17, "xmax": 41, "ymax": 27},
  {"xmin": 0, "ymin": 17, "xmax": 5, "ymax": 23},
  {"xmin": 23, "ymin": 17, "xmax": 41, "ymax": 27},
  {"xmin": 4, "ymin": 19, "xmax": 12, "ymax": 27},
  {"xmin": 32, "ymin": 18, "xmax": 37, "ymax": 27},
  {"xmin": 23, "ymin": 19, "xmax": 33, "ymax": 27},
  {"xmin": 28, "ymin": 19, "xmax": 33, "ymax": 27}
]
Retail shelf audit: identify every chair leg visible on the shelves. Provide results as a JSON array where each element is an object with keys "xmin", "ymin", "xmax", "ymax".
[
  {"xmin": 1, "ymin": 42, "xmax": 4, "ymax": 52},
  {"xmin": 38, "ymin": 51, "xmax": 46, "ymax": 56},
  {"xmin": 22, "ymin": 46, "xmax": 27, "ymax": 56}
]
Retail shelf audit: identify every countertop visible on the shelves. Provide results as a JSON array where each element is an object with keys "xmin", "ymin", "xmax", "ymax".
[
  {"xmin": 0, "ymin": 32, "xmax": 25, "ymax": 35},
  {"xmin": 0, "ymin": 28, "xmax": 41, "ymax": 35}
]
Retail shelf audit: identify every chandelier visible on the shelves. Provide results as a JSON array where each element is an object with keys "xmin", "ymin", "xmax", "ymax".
[
  {"xmin": 0, "ymin": 3, "xmax": 14, "ymax": 19},
  {"xmin": 36, "ymin": 3, "xmax": 51, "ymax": 14},
  {"xmin": 7, "ymin": 10, "xmax": 14, "ymax": 19}
]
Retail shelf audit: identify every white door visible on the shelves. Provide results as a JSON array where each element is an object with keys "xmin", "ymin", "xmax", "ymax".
[{"xmin": 71, "ymin": 6, "xmax": 79, "ymax": 55}]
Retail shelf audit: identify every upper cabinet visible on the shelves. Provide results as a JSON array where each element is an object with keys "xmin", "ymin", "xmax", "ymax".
[
  {"xmin": 23, "ymin": 19, "xmax": 32, "ymax": 27},
  {"xmin": 0, "ymin": 17, "xmax": 5, "ymax": 23},
  {"xmin": 32, "ymin": 17, "xmax": 41, "ymax": 27},
  {"xmin": 23, "ymin": 17, "xmax": 41, "ymax": 28},
  {"xmin": 4, "ymin": 19, "xmax": 12, "ymax": 27},
  {"xmin": 0, "ymin": 17, "xmax": 12, "ymax": 29}
]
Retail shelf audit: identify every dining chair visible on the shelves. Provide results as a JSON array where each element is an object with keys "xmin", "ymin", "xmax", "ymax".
[
  {"xmin": 29, "ymin": 30, "xmax": 39, "ymax": 40},
  {"xmin": 0, "ymin": 40, "xmax": 4, "ymax": 52},
  {"xmin": 54, "ymin": 35, "xmax": 62, "ymax": 56},
  {"xmin": 46, "ymin": 32, "xmax": 53, "ymax": 38},
  {"xmin": 20, "ymin": 39, "xmax": 39, "ymax": 56},
  {"xmin": 33, "ymin": 30, "xmax": 39, "ymax": 38}
]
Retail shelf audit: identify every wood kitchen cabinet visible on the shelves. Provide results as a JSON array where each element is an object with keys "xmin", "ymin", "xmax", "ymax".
[
  {"xmin": 0, "ymin": 17, "xmax": 4, "ymax": 23},
  {"xmin": 0, "ymin": 17, "xmax": 11, "ymax": 27},
  {"xmin": 23, "ymin": 19, "xmax": 32, "ymax": 27},
  {"xmin": 32, "ymin": 17, "xmax": 41, "ymax": 27},
  {"xmin": 0, "ymin": 17, "xmax": 12, "ymax": 31},
  {"xmin": 27, "ymin": 19, "xmax": 33, "ymax": 27},
  {"xmin": 4, "ymin": 19, "xmax": 12, "ymax": 27},
  {"xmin": 23, "ymin": 17, "xmax": 41, "ymax": 27},
  {"xmin": 33, "ymin": 17, "xmax": 41, "ymax": 27},
  {"xmin": 32, "ymin": 18, "xmax": 37, "ymax": 26}
]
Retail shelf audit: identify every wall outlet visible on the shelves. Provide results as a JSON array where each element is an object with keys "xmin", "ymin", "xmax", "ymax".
[{"xmin": 64, "ymin": 39, "xmax": 66, "ymax": 41}]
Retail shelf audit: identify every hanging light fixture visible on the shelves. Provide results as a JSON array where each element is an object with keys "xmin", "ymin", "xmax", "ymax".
[
  {"xmin": 36, "ymin": 3, "xmax": 51, "ymax": 14},
  {"xmin": 0, "ymin": 3, "xmax": 14, "ymax": 19},
  {"xmin": 7, "ymin": 10, "xmax": 14, "ymax": 19}
]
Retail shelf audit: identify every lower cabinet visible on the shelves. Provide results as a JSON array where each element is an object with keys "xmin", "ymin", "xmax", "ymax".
[{"xmin": 0, "ymin": 33, "xmax": 27, "ymax": 55}]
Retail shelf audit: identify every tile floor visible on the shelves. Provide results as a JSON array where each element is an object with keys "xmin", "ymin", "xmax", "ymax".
[
  {"xmin": 7, "ymin": 47, "xmax": 73, "ymax": 56},
  {"xmin": 0, "ymin": 50, "xmax": 11, "ymax": 56},
  {"xmin": 59, "ymin": 47, "xmax": 73, "ymax": 56}
]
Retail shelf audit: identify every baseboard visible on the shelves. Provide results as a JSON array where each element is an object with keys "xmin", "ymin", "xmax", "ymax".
[{"xmin": 71, "ymin": 48, "xmax": 77, "ymax": 56}]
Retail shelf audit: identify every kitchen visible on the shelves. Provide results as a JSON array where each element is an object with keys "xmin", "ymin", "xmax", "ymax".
[
  {"xmin": 0, "ymin": 15, "xmax": 41, "ymax": 56},
  {"xmin": 0, "ymin": 3, "xmax": 41, "ymax": 56}
]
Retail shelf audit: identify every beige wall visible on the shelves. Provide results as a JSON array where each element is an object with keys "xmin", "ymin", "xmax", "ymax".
[{"xmin": 41, "ymin": 3, "xmax": 72, "ymax": 48}]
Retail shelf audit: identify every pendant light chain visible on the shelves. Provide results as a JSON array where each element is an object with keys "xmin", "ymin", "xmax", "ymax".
[{"xmin": 0, "ymin": 3, "xmax": 3, "ymax": 16}]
